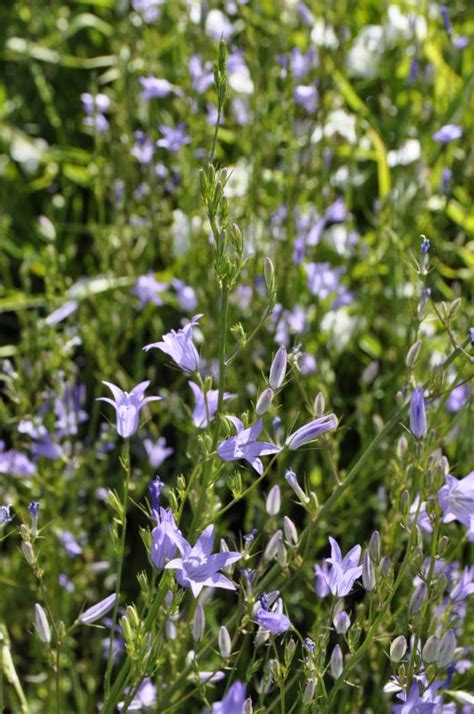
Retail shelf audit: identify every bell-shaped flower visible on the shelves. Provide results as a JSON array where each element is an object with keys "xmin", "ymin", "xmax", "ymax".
[
  {"xmin": 151, "ymin": 508, "xmax": 188, "ymax": 569},
  {"xmin": 165, "ymin": 524, "xmax": 242, "ymax": 598},
  {"xmin": 439, "ymin": 471, "xmax": 474, "ymax": 540},
  {"xmin": 211, "ymin": 680, "xmax": 247, "ymax": 714},
  {"xmin": 217, "ymin": 417, "xmax": 281, "ymax": 475},
  {"xmin": 97, "ymin": 380, "xmax": 161, "ymax": 438},
  {"xmin": 144, "ymin": 315, "xmax": 202, "ymax": 374},
  {"xmin": 316, "ymin": 537, "xmax": 363, "ymax": 597},
  {"xmin": 188, "ymin": 381, "xmax": 235, "ymax": 428}
]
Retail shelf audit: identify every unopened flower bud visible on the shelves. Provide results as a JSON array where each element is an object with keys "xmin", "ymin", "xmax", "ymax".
[
  {"xmin": 264, "ymin": 531, "xmax": 283, "ymax": 561},
  {"xmin": 438, "ymin": 535, "xmax": 449, "ymax": 557},
  {"xmin": 406, "ymin": 340, "xmax": 422, "ymax": 368},
  {"xmin": 397, "ymin": 436, "xmax": 408, "ymax": 460},
  {"xmin": 303, "ymin": 678, "xmax": 316, "ymax": 705},
  {"xmin": 369, "ymin": 531, "xmax": 381, "ymax": 563},
  {"xmin": 436, "ymin": 630, "xmax": 456, "ymax": 668},
  {"xmin": 362, "ymin": 552, "xmax": 376, "ymax": 592},
  {"xmin": 422, "ymin": 635, "xmax": 440, "ymax": 664},
  {"xmin": 284, "ymin": 469, "xmax": 310, "ymax": 505},
  {"xmin": 266, "ymin": 485, "xmax": 281, "ymax": 516},
  {"xmin": 380, "ymin": 556, "xmax": 392, "ymax": 578},
  {"xmin": 243, "ymin": 699, "xmax": 253, "ymax": 714},
  {"xmin": 390, "ymin": 635, "xmax": 407, "ymax": 662},
  {"xmin": 22, "ymin": 541, "xmax": 36, "ymax": 565},
  {"xmin": 34, "ymin": 604, "xmax": 51, "ymax": 644},
  {"xmin": 192, "ymin": 604, "xmax": 205, "ymax": 641},
  {"xmin": 330, "ymin": 644, "xmax": 344, "ymax": 679},
  {"xmin": 333, "ymin": 611, "xmax": 350, "ymax": 635},
  {"xmin": 283, "ymin": 516, "xmax": 298, "ymax": 546},
  {"xmin": 409, "ymin": 582, "xmax": 427, "ymax": 615},
  {"xmin": 285, "ymin": 638, "xmax": 296, "ymax": 666},
  {"xmin": 165, "ymin": 619, "xmax": 177, "ymax": 640},
  {"xmin": 218, "ymin": 625, "xmax": 232, "ymax": 658},
  {"xmin": 314, "ymin": 392, "xmax": 325, "ymax": 416},
  {"xmin": 264, "ymin": 257, "xmax": 275, "ymax": 293},
  {"xmin": 400, "ymin": 490, "xmax": 410, "ymax": 516},
  {"xmin": 269, "ymin": 346, "xmax": 287, "ymax": 390},
  {"xmin": 256, "ymin": 387, "xmax": 274, "ymax": 416}
]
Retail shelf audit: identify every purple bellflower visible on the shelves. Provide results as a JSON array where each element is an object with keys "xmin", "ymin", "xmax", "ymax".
[
  {"xmin": 439, "ymin": 471, "xmax": 474, "ymax": 540},
  {"xmin": 171, "ymin": 279, "xmax": 197, "ymax": 312},
  {"xmin": 132, "ymin": 273, "xmax": 167, "ymax": 307},
  {"xmin": 285, "ymin": 414, "xmax": 338, "ymax": 450},
  {"xmin": 410, "ymin": 387, "xmax": 427, "ymax": 439},
  {"xmin": 144, "ymin": 314, "xmax": 202, "ymax": 374},
  {"xmin": 151, "ymin": 507, "xmax": 188, "ymax": 569},
  {"xmin": 131, "ymin": 131, "xmax": 155, "ymax": 165},
  {"xmin": 188, "ymin": 381, "xmax": 234, "ymax": 428},
  {"xmin": 148, "ymin": 476, "xmax": 164, "ymax": 512},
  {"xmin": 217, "ymin": 417, "xmax": 281, "ymax": 474},
  {"xmin": 0, "ymin": 441, "xmax": 36, "ymax": 477},
  {"xmin": 97, "ymin": 380, "xmax": 161, "ymax": 439},
  {"xmin": 432, "ymin": 124, "xmax": 462, "ymax": 143},
  {"xmin": 316, "ymin": 538, "xmax": 363, "ymax": 597},
  {"xmin": 254, "ymin": 607, "xmax": 292, "ymax": 635},
  {"xmin": 0, "ymin": 505, "xmax": 13, "ymax": 528},
  {"xmin": 156, "ymin": 124, "xmax": 190, "ymax": 152},
  {"xmin": 79, "ymin": 594, "xmax": 117, "ymax": 625},
  {"xmin": 211, "ymin": 680, "xmax": 247, "ymax": 714},
  {"xmin": 144, "ymin": 437, "xmax": 174, "ymax": 468},
  {"xmin": 139, "ymin": 76, "xmax": 176, "ymax": 100},
  {"xmin": 118, "ymin": 678, "xmax": 157, "ymax": 711},
  {"xmin": 165, "ymin": 524, "xmax": 242, "ymax": 598}
]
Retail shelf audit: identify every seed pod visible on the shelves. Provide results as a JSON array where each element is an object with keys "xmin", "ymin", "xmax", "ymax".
[
  {"xmin": 264, "ymin": 257, "xmax": 275, "ymax": 293},
  {"xmin": 22, "ymin": 541, "xmax": 36, "ymax": 565},
  {"xmin": 369, "ymin": 531, "xmax": 381, "ymax": 563}
]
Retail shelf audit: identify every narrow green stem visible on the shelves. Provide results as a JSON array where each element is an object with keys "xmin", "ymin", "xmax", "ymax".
[{"xmin": 104, "ymin": 439, "xmax": 130, "ymax": 699}]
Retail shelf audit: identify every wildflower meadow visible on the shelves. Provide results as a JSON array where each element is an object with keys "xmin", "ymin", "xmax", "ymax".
[{"xmin": 1, "ymin": 1, "xmax": 473, "ymax": 712}]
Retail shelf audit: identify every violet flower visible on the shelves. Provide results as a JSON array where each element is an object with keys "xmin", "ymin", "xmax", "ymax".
[
  {"xmin": 188, "ymin": 381, "xmax": 234, "ymax": 428},
  {"xmin": 131, "ymin": 131, "xmax": 155, "ymax": 165},
  {"xmin": 118, "ymin": 678, "xmax": 157, "ymax": 711},
  {"xmin": 132, "ymin": 273, "xmax": 167, "ymax": 308},
  {"xmin": 156, "ymin": 124, "xmax": 190, "ymax": 152},
  {"xmin": 151, "ymin": 507, "xmax": 187, "ymax": 569},
  {"xmin": 165, "ymin": 524, "xmax": 242, "ymax": 598},
  {"xmin": 144, "ymin": 314, "xmax": 202, "ymax": 374},
  {"xmin": 254, "ymin": 607, "xmax": 292, "ymax": 635},
  {"xmin": 0, "ymin": 441, "xmax": 36, "ymax": 477},
  {"xmin": 217, "ymin": 417, "xmax": 281, "ymax": 474},
  {"xmin": 432, "ymin": 124, "xmax": 462, "ymax": 143},
  {"xmin": 144, "ymin": 437, "xmax": 173, "ymax": 468},
  {"xmin": 188, "ymin": 55, "xmax": 214, "ymax": 94},
  {"xmin": 171, "ymin": 279, "xmax": 197, "ymax": 312},
  {"xmin": 316, "ymin": 538, "xmax": 363, "ymax": 597},
  {"xmin": 285, "ymin": 414, "xmax": 338, "ymax": 450},
  {"xmin": 148, "ymin": 476, "xmax": 164, "ymax": 512},
  {"xmin": 139, "ymin": 76, "xmax": 175, "ymax": 100},
  {"xmin": 97, "ymin": 381, "xmax": 161, "ymax": 439},
  {"xmin": 294, "ymin": 85, "xmax": 318, "ymax": 112},
  {"xmin": 410, "ymin": 387, "xmax": 427, "ymax": 439},
  {"xmin": 0, "ymin": 505, "xmax": 13, "ymax": 528},
  {"xmin": 439, "ymin": 471, "xmax": 474, "ymax": 540},
  {"xmin": 211, "ymin": 680, "xmax": 247, "ymax": 714}
]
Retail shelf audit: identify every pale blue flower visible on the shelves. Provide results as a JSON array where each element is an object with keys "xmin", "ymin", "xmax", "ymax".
[
  {"xmin": 188, "ymin": 381, "xmax": 234, "ymax": 428},
  {"xmin": 144, "ymin": 315, "xmax": 202, "ymax": 373},
  {"xmin": 217, "ymin": 417, "xmax": 281, "ymax": 474},
  {"xmin": 98, "ymin": 380, "xmax": 161, "ymax": 438}
]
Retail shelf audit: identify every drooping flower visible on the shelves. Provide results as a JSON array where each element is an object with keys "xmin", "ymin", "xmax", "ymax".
[
  {"xmin": 217, "ymin": 417, "xmax": 281, "ymax": 474},
  {"xmin": 285, "ymin": 414, "xmax": 338, "ymax": 450},
  {"xmin": 410, "ymin": 387, "xmax": 427, "ymax": 439},
  {"xmin": 164, "ymin": 524, "xmax": 242, "ymax": 597},
  {"xmin": 188, "ymin": 381, "xmax": 234, "ymax": 428},
  {"xmin": 315, "ymin": 538, "xmax": 363, "ymax": 597},
  {"xmin": 254, "ymin": 607, "xmax": 292, "ymax": 635},
  {"xmin": 143, "ymin": 437, "xmax": 174, "ymax": 468},
  {"xmin": 432, "ymin": 124, "xmax": 462, "ymax": 143},
  {"xmin": 439, "ymin": 472, "xmax": 474, "ymax": 540},
  {"xmin": 97, "ymin": 380, "xmax": 161, "ymax": 439},
  {"xmin": 144, "ymin": 315, "xmax": 202, "ymax": 374}
]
